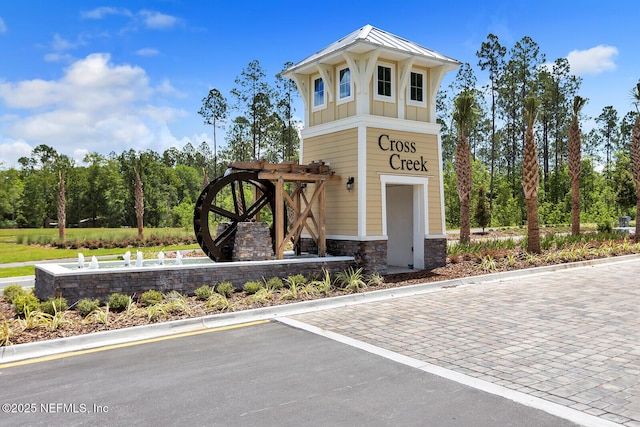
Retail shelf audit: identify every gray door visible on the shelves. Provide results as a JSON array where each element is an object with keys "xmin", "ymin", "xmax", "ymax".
[{"xmin": 386, "ymin": 184, "xmax": 413, "ymax": 267}]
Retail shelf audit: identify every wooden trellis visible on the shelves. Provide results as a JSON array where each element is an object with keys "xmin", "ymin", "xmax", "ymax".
[{"xmin": 227, "ymin": 160, "xmax": 340, "ymax": 259}]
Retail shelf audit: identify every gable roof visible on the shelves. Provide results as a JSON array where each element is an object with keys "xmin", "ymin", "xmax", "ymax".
[{"xmin": 285, "ymin": 24, "xmax": 460, "ymax": 75}]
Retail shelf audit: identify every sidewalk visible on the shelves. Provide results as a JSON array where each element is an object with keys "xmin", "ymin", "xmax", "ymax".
[{"xmin": 291, "ymin": 256, "xmax": 640, "ymax": 426}]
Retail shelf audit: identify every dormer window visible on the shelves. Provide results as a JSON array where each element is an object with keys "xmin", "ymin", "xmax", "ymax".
[
  {"xmin": 375, "ymin": 62, "xmax": 395, "ymax": 102},
  {"xmin": 313, "ymin": 77, "xmax": 326, "ymax": 110},
  {"xmin": 337, "ymin": 66, "xmax": 353, "ymax": 104},
  {"xmin": 407, "ymin": 70, "xmax": 426, "ymax": 107}
]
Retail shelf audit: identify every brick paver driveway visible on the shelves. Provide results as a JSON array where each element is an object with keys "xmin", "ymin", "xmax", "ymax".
[{"xmin": 291, "ymin": 257, "xmax": 640, "ymax": 426}]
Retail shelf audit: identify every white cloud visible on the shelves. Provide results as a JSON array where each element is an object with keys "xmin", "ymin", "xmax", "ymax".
[
  {"xmin": 0, "ymin": 138, "xmax": 32, "ymax": 168},
  {"xmin": 0, "ymin": 17, "xmax": 7, "ymax": 33},
  {"xmin": 0, "ymin": 53, "xmax": 187, "ymax": 162},
  {"xmin": 44, "ymin": 52, "xmax": 75, "ymax": 63},
  {"xmin": 567, "ymin": 45, "xmax": 618, "ymax": 75},
  {"xmin": 136, "ymin": 47, "xmax": 159, "ymax": 57},
  {"xmin": 139, "ymin": 10, "xmax": 180, "ymax": 30},
  {"xmin": 73, "ymin": 148, "xmax": 89, "ymax": 164},
  {"xmin": 81, "ymin": 7, "xmax": 132, "ymax": 20},
  {"xmin": 52, "ymin": 33, "xmax": 77, "ymax": 51},
  {"xmin": 155, "ymin": 79, "xmax": 186, "ymax": 98}
]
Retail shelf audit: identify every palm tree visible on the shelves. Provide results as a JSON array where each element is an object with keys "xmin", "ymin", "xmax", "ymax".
[
  {"xmin": 522, "ymin": 97, "xmax": 541, "ymax": 253},
  {"xmin": 57, "ymin": 169, "xmax": 66, "ymax": 242},
  {"xmin": 630, "ymin": 82, "xmax": 640, "ymax": 239},
  {"xmin": 134, "ymin": 166, "xmax": 144, "ymax": 240},
  {"xmin": 569, "ymin": 96, "xmax": 587, "ymax": 236},
  {"xmin": 453, "ymin": 91, "xmax": 476, "ymax": 245}
]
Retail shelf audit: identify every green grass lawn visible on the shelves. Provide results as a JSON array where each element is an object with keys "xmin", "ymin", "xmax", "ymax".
[
  {"xmin": 0, "ymin": 227, "xmax": 194, "ymax": 244},
  {"xmin": 0, "ymin": 228, "xmax": 200, "ymax": 278}
]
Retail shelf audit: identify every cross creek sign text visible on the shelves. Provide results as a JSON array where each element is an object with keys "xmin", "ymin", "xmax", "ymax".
[{"xmin": 377, "ymin": 134, "xmax": 428, "ymax": 172}]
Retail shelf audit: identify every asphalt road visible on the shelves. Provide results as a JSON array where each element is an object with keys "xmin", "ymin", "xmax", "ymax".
[{"xmin": 0, "ymin": 320, "xmax": 577, "ymax": 427}]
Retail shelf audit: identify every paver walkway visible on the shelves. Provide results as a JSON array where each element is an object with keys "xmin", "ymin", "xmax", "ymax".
[{"xmin": 292, "ymin": 257, "xmax": 640, "ymax": 426}]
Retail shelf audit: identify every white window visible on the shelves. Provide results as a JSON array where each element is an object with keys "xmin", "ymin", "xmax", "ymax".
[
  {"xmin": 337, "ymin": 66, "xmax": 353, "ymax": 103},
  {"xmin": 407, "ymin": 70, "xmax": 426, "ymax": 107},
  {"xmin": 374, "ymin": 62, "xmax": 395, "ymax": 102},
  {"xmin": 313, "ymin": 77, "xmax": 326, "ymax": 110}
]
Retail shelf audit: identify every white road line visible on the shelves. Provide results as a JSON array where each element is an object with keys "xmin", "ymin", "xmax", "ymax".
[{"xmin": 277, "ymin": 316, "xmax": 623, "ymax": 427}]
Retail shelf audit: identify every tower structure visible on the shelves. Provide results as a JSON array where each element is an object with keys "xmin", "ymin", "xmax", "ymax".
[{"xmin": 284, "ymin": 25, "xmax": 460, "ymax": 272}]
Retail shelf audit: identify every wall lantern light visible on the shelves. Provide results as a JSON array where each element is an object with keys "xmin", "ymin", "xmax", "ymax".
[{"xmin": 346, "ymin": 176, "xmax": 355, "ymax": 191}]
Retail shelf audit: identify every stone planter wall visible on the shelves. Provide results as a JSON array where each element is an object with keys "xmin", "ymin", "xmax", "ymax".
[{"xmin": 35, "ymin": 257, "xmax": 354, "ymax": 304}]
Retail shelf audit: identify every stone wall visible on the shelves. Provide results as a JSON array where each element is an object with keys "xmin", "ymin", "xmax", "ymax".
[
  {"xmin": 424, "ymin": 237, "xmax": 447, "ymax": 269},
  {"xmin": 301, "ymin": 238, "xmax": 387, "ymax": 274},
  {"xmin": 302, "ymin": 236, "xmax": 446, "ymax": 271},
  {"xmin": 232, "ymin": 222, "xmax": 274, "ymax": 261},
  {"xmin": 35, "ymin": 257, "xmax": 354, "ymax": 304}
]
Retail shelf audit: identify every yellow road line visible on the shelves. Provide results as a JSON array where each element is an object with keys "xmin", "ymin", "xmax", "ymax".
[{"xmin": 0, "ymin": 319, "xmax": 270, "ymax": 369}]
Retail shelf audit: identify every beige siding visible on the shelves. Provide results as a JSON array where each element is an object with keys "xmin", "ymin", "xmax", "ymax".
[
  {"xmin": 303, "ymin": 128, "xmax": 358, "ymax": 236},
  {"xmin": 365, "ymin": 127, "xmax": 443, "ymax": 235},
  {"xmin": 336, "ymin": 100, "xmax": 356, "ymax": 120},
  {"xmin": 306, "ymin": 61, "xmax": 439, "ymax": 127},
  {"xmin": 405, "ymin": 106, "xmax": 428, "ymax": 122}
]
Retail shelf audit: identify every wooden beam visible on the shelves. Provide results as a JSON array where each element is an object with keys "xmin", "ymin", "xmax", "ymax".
[
  {"xmin": 294, "ymin": 182, "xmax": 303, "ymax": 255},
  {"xmin": 258, "ymin": 172, "xmax": 340, "ymax": 182},
  {"xmin": 281, "ymin": 180, "xmax": 325, "ymax": 247},
  {"xmin": 275, "ymin": 177, "xmax": 284, "ymax": 259},
  {"xmin": 318, "ymin": 179, "xmax": 326, "ymax": 256},
  {"xmin": 300, "ymin": 189, "xmax": 319, "ymax": 238}
]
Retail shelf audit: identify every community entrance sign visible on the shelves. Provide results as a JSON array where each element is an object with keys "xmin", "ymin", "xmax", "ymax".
[{"xmin": 283, "ymin": 25, "xmax": 460, "ymax": 272}]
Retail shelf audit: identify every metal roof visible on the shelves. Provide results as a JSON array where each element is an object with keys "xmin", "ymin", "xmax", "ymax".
[{"xmin": 285, "ymin": 24, "xmax": 460, "ymax": 75}]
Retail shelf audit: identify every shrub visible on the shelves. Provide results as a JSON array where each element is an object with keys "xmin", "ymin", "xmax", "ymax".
[
  {"xmin": 40, "ymin": 297, "xmax": 68, "ymax": 315},
  {"xmin": 108, "ymin": 293, "xmax": 132, "ymax": 312},
  {"xmin": 310, "ymin": 269, "xmax": 334, "ymax": 294},
  {"xmin": 1, "ymin": 318, "xmax": 16, "ymax": 346},
  {"xmin": 207, "ymin": 293, "xmax": 234, "ymax": 311},
  {"xmin": 147, "ymin": 304, "xmax": 168, "ymax": 322},
  {"xmin": 336, "ymin": 267, "xmax": 367, "ymax": 292},
  {"xmin": 248, "ymin": 287, "xmax": 274, "ymax": 304},
  {"xmin": 13, "ymin": 292, "xmax": 40, "ymax": 316},
  {"xmin": 243, "ymin": 281, "xmax": 263, "ymax": 295},
  {"xmin": 76, "ymin": 298, "xmax": 100, "ymax": 317},
  {"xmin": 140, "ymin": 290, "xmax": 163, "ymax": 306},
  {"xmin": 597, "ymin": 218, "xmax": 613, "ymax": 233},
  {"xmin": 194, "ymin": 285, "xmax": 215, "ymax": 301},
  {"xmin": 285, "ymin": 274, "xmax": 307, "ymax": 288},
  {"xmin": 367, "ymin": 271, "xmax": 384, "ymax": 287},
  {"xmin": 3, "ymin": 284, "xmax": 26, "ymax": 304},
  {"xmin": 216, "ymin": 282, "xmax": 235, "ymax": 298},
  {"xmin": 265, "ymin": 277, "xmax": 284, "ymax": 291}
]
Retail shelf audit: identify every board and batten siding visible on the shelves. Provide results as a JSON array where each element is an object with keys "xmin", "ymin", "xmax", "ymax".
[{"xmin": 302, "ymin": 128, "xmax": 358, "ymax": 236}]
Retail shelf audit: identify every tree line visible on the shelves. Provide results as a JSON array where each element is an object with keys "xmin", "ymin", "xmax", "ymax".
[
  {"xmin": 0, "ymin": 60, "xmax": 300, "ymax": 236},
  {"xmin": 438, "ymin": 33, "xmax": 640, "ymax": 245},
  {"xmin": 1, "ymin": 34, "xmax": 639, "ymax": 242}
]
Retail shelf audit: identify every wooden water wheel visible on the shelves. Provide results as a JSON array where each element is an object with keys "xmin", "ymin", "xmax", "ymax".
[
  {"xmin": 194, "ymin": 171, "xmax": 277, "ymax": 262},
  {"xmin": 194, "ymin": 160, "xmax": 340, "ymax": 262}
]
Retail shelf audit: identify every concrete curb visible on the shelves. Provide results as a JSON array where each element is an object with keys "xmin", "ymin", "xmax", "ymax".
[{"xmin": 2, "ymin": 254, "xmax": 639, "ymax": 364}]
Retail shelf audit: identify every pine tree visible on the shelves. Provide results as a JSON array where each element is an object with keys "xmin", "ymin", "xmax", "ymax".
[
  {"xmin": 476, "ymin": 33, "xmax": 506, "ymax": 212},
  {"xmin": 474, "ymin": 186, "xmax": 491, "ymax": 233},
  {"xmin": 569, "ymin": 96, "xmax": 587, "ymax": 235}
]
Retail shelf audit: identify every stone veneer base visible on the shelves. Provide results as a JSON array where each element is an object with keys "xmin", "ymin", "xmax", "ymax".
[
  {"xmin": 302, "ymin": 237, "xmax": 447, "ymax": 272},
  {"xmin": 35, "ymin": 256, "xmax": 354, "ymax": 304}
]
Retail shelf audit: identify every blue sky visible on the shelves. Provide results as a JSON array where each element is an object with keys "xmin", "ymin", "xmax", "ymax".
[{"xmin": 1, "ymin": 0, "xmax": 638, "ymax": 168}]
